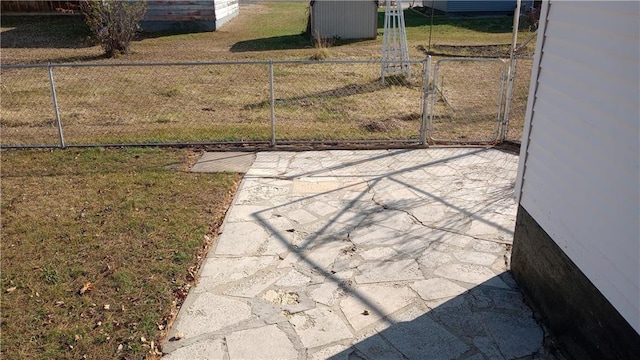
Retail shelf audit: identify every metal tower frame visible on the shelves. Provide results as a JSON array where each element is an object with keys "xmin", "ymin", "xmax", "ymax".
[{"xmin": 381, "ymin": 0, "xmax": 411, "ymax": 83}]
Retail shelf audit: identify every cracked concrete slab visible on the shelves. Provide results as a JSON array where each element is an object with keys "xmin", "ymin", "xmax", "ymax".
[
  {"xmin": 290, "ymin": 307, "xmax": 353, "ymax": 348},
  {"xmin": 227, "ymin": 325, "xmax": 298, "ymax": 360},
  {"xmin": 164, "ymin": 149, "xmax": 559, "ymax": 359},
  {"xmin": 191, "ymin": 152, "xmax": 256, "ymax": 173}
]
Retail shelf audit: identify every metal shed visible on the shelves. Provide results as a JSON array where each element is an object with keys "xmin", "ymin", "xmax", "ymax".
[
  {"xmin": 309, "ymin": 0, "xmax": 378, "ymax": 40},
  {"xmin": 421, "ymin": 0, "xmax": 516, "ymax": 15},
  {"xmin": 511, "ymin": 1, "xmax": 640, "ymax": 358}
]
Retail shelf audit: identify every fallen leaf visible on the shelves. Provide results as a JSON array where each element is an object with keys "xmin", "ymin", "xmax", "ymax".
[
  {"xmin": 79, "ymin": 282, "xmax": 94, "ymax": 295},
  {"xmin": 5, "ymin": 287, "xmax": 16, "ymax": 293},
  {"xmin": 175, "ymin": 289, "xmax": 188, "ymax": 300}
]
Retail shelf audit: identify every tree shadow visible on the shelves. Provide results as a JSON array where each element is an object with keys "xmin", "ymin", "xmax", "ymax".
[{"xmin": 0, "ymin": 15, "xmax": 92, "ymax": 49}]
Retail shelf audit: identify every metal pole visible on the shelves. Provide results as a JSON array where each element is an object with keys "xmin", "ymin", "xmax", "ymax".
[
  {"xmin": 502, "ymin": 0, "xmax": 522, "ymax": 141},
  {"xmin": 420, "ymin": 55, "xmax": 432, "ymax": 146},
  {"xmin": 47, "ymin": 63, "xmax": 66, "ymax": 148},
  {"xmin": 269, "ymin": 60, "xmax": 276, "ymax": 147},
  {"xmin": 427, "ymin": 0, "xmax": 435, "ymax": 53}
]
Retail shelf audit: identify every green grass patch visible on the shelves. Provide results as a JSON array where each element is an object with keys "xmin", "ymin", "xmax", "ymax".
[{"xmin": 0, "ymin": 148, "xmax": 240, "ymax": 359}]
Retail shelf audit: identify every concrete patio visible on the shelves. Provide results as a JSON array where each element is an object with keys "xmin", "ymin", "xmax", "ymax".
[{"xmin": 163, "ymin": 148, "xmax": 557, "ymax": 359}]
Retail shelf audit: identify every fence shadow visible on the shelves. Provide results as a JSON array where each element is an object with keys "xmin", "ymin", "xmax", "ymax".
[{"xmin": 244, "ymin": 78, "xmax": 412, "ymax": 110}]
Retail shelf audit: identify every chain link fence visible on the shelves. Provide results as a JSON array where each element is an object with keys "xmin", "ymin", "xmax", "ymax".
[
  {"xmin": 1, "ymin": 60, "xmax": 429, "ymax": 148},
  {"xmin": 1, "ymin": 57, "xmax": 533, "ymax": 148},
  {"xmin": 503, "ymin": 56, "xmax": 534, "ymax": 142}
]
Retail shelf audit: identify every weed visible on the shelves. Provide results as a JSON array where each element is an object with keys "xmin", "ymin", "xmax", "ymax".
[{"xmin": 310, "ymin": 33, "xmax": 334, "ymax": 60}]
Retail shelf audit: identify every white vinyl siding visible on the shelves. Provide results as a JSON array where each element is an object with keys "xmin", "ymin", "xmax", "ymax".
[
  {"xmin": 517, "ymin": 0, "xmax": 640, "ymax": 333},
  {"xmin": 214, "ymin": 0, "xmax": 239, "ymax": 26},
  {"xmin": 143, "ymin": 1, "xmax": 238, "ymax": 29}
]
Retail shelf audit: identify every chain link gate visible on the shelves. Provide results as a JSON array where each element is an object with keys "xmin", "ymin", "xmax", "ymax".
[{"xmin": 426, "ymin": 58, "xmax": 507, "ymax": 144}]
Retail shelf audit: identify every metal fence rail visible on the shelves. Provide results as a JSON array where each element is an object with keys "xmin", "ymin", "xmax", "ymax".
[{"xmin": 0, "ymin": 57, "xmax": 532, "ymax": 149}]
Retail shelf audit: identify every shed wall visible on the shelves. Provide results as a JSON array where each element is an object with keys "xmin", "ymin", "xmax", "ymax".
[
  {"xmin": 311, "ymin": 0, "xmax": 378, "ymax": 40},
  {"xmin": 517, "ymin": 0, "xmax": 640, "ymax": 333},
  {"xmin": 141, "ymin": 0, "xmax": 238, "ymax": 32}
]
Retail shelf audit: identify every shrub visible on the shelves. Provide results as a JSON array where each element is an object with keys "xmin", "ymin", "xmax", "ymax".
[{"xmin": 79, "ymin": 0, "xmax": 147, "ymax": 57}]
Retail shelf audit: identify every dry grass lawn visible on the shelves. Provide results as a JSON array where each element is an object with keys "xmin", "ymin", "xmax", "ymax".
[{"xmin": 1, "ymin": 148, "xmax": 240, "ymax": 359}]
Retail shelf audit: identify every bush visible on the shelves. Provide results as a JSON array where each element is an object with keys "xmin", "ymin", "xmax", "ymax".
[{"xmin": 79, "ymin": 0, "xmax": 147, "ymax": 57}]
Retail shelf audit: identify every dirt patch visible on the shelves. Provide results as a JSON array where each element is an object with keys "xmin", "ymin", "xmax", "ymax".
[
  {"xmin": 262, "ymin": 289, "xmax": 300, "ymax": 306},
  {"xmin": 361, "ymin": 119, "xmax": 401, "ymax": 133}
]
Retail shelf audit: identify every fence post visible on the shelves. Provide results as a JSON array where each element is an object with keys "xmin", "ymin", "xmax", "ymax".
[
  {"xmin": 269, "ymin": 60, "xmax": 276, "ymax": 147},
  {"xmin": 420, "ymin": 55, "xmax": 431, "ymax": 146},
  {"xmin": 502, "ymin": 1, "xmax": 522, "ymax": 142},
  {"xmin": 502, "ymin": 57, "xmax": 518, "ymax": 142},
  {"xmin": 47, "ymin": 63, "xmax": 66, "ymax": 148}
]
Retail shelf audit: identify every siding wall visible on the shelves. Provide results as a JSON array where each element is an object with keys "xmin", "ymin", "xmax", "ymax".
[
  {"xmin": 213, "ymin": 0, "xmax": 239, "ymax": 27},
  {"xmin": 0, "ymin": 0, "xmax": 239, "ymax": 31},
  {"xmin": 142, "ymin": 0, "xmax": 238, "ymax": 31},
  {"xmin": 145, "ymin": 1, "xmax": 215, "ymax": 22},
  {"xmin": 517, "ymin": 0, "xmax": 640, "ymax": 333},
  {"xmin": 310, "ymin": 0, "xmax": 378, "ymax": 40}
]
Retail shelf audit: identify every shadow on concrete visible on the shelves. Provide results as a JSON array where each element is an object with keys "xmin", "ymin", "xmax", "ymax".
[
  {"xmin": 244, "ymin": 148, "xmax": 558, "ymax": 358},
  {"xmin": 327, "ymin": 275, "xmax": 556, "ymax": 359}
]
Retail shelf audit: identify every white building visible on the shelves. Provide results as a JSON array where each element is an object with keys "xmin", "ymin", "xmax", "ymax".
[{"xmin": 511, "ymin": 1, "xmax": 640, "ymax": 358}]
